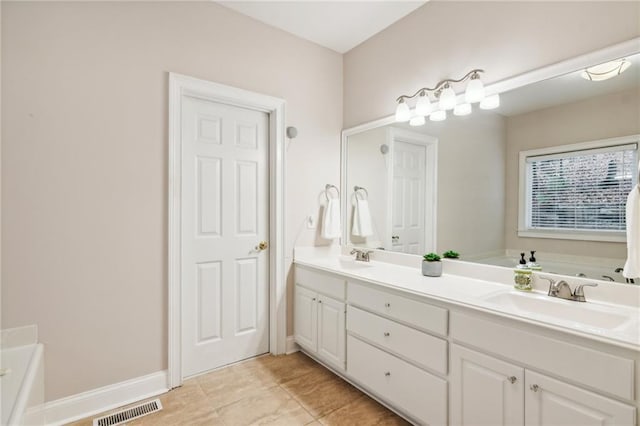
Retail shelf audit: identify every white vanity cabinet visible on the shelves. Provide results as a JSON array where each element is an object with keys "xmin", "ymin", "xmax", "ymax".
[
  {"xmin": 450, "ymin": 313, "xmax": 637, "ymax": 426},
  {"xmin": 293, "ymin": 266, "xmax": 346, "ymax": 371},
  {"xmin": 346, "ymin": 280, "xmax": 449, "ymax": 425}
]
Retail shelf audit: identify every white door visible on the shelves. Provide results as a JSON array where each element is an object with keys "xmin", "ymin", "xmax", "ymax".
[
  {"xmin": 450, "ymin": 344, "xmax": 525, "ymax": 426},
  {"xmin": 391, "ymin": 140, "xmax": 426, "ymax": 254},
  {"xmin": 181, "ymin": 95, "xmax": 269, "ymax": 378},
  {"xmin": 525, "ymin": 371, "xmax": 635, "ymax": 426}
]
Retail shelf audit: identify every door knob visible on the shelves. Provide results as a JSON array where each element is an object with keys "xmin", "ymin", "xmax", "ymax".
[{"xmin": 256, "ymin": 241, "xmax": 269, "ymax": 251}]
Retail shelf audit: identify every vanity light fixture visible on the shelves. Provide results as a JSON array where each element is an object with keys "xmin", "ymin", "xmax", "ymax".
[
  {"xmin": 581, "ymin": 58, "xmax": 631, "ymax": 82},
  {"xmin": 479, "ymin": 94, "xmax": 500, "ymax": 110},
  {"xmin": 394, "ymin": 69, "xmax": 494, "ymax": 124}
]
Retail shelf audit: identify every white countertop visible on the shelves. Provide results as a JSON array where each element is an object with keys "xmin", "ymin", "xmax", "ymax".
[{"xmin": 294, "ymin": 247, "xmax": 640, "ymax": 351}]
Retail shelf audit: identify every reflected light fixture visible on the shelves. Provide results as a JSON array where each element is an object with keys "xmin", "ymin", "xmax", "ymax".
[
  {"xmin": 409, "ymin": 115, "xmax": 426, "ymax": 126},
  {"xmin": 581, "ymin": 59, "xmax": 631, "ymax": 82},
  {"xmin": 453, "ymin": 103, "xmax": 472, "ymax": 116},
  {"xmin": 394, "ymin": 69, "xmax": 492, "ymax": 125},
  {"xmin": 479, "ymin": 94, "xmax": 500, "ymax": 110},
  {"xmin": 430, "ymin": 110, "xmax": 446, "ymax": 122}
]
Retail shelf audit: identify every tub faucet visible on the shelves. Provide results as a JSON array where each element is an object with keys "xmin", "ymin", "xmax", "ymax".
[{"xmin": 539, "ymin": 276, "xmax": 598, "ymax": 302}]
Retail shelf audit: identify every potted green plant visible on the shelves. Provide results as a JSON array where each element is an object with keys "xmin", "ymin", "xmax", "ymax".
[
  {"xmin": 442, "ymin": 250, "xmax": 460, "ymax": 259},
  {"xmin": 422, "ymin": 252, "xmax": 442, "ymax": 277}
]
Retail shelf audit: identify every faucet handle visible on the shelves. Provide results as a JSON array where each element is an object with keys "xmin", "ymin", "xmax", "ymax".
[
  {"xmin": 538, "ymin": 276, "xmax": 557, "ymax": 296},
  {"xmin": 573, "ymin": 283, "xmax": 598, "ymax": 302}
]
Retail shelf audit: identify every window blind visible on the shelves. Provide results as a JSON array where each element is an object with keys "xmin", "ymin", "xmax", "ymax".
[{"xmin": 525, "ymin": 143, "xmax": 638, "ymax": 232}]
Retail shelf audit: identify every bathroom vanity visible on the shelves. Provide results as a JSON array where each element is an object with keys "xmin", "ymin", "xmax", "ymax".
[{"xmin": 293, "ymin": 247, "xmax": 639, "ymax": 426}]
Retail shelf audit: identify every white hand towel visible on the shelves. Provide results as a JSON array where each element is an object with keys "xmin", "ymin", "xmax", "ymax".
[
  {"xmin": 352, "ymin": 198, "xmax": 374, "ymax": 237},
  {"xmin": 321, "ymin": 198, "xmax": 341, "ymax": 239},
  {"xmin": 623, "ymin": 186, "xmax": 640, "ymax": 278}
]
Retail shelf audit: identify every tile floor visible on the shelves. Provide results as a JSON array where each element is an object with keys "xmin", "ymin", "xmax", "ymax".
[{"xmin": 68, "ymin": 352, "xmax": 411, "ymax": 425}]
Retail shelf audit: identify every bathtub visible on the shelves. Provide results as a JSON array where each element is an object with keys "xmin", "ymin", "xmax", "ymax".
[
  {"xmin": 469, "ymin": 251, "xmax": 636, "ymax": 284},
  {"xmin": 1, "ymin": 326, "xmax": 45, "ymax": 426}
]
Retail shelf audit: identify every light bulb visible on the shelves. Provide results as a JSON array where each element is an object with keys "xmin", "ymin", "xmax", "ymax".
[
  {"xmin": 395, "ymin": 100, "xmax": 411, "ymax": 122},
  {"xmin": 438, "ymin": 84, "xmax": 457, "ymax": 111},
  {"xmin": 453, "ymin": 103, "xmax": 472, "ymax": 116},
  {"xmin": 479, "ymin": 94, "xmax": 500, "ymax": 110},
  {"xmin": 465, "ymin": 77, "xmax": 485, "ymax": 103},
  {"xmin": 415, "ymin": 92, "xmax": 432, "ymax": 116},
  {"xmin": 430, "ymin": 110, "xmax": 446, "ymax": 122},
  {"xmin": 409, "ymin": 115, "xmax": 426, "ymax": 126}
]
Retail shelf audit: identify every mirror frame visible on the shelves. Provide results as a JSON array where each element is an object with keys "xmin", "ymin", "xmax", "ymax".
[{"xmin": 340, "ymin": 37, "xmax": 640, "ymax": 252}]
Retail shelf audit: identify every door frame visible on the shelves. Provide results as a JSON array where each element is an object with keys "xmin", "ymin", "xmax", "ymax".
[{"xmin": 168, "ymin": 73, "xmax": 286, "ymax": 388}]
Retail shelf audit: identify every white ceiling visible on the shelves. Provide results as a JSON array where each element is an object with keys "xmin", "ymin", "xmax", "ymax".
[{"xmin": 217, "ymin": 1, "xmax": 427, "ymax": 53}]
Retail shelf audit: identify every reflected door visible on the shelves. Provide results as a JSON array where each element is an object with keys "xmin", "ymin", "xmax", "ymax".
[
  {"xmin": 391, "ymin": 140, "xmax": 426, "ymax": 254},
  {"xmin": 181, "ymin": 95, "xmax": 269, "ymax": 378}
]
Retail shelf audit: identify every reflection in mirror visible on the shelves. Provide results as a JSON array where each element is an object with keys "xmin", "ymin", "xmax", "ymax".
[{"xmin": 343, "ymin": 50, "xmax": 640, "ymax": 284}]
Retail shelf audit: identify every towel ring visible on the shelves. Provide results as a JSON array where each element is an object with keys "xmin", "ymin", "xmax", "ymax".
[
  {"xmin": 325, "ymin": 184, "xmax": 340, "ymax": 201},
  {"xmin": 354, "ymin": 186, "xmax": 368, "ymax": 200}
]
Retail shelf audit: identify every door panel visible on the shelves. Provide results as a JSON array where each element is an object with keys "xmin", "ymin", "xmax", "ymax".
[
  {"xmin": 391, "ymin": 141, "xmax": 426, "ymax": 254},
  {"xmin": 451, "ymin": 344, "xmax": 525, "ymax": 426},
  {"xmin": 182, "ymin": 96, "xmax": 269, "ymax": 378},
  {"xmin": 294, "ymin": 285, "xmax": 317, "ymax": 351},
  {"xmin": 317, "ymin": 295, "xmax": 346, "ymax": 368},
  {"xmin": 525, "ymin": 370, "xmax": 635, "ymax": 426}
]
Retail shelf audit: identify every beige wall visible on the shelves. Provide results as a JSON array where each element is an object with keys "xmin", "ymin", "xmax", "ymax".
[
  {"xmin": 343, "ymin": 1, "xmax": 640, "ymax": 128},
  {"xmin": 1, "ymin": 2, "xmax": 342, "ymax": 401},
  {"xmin": 346, "ymin": 127, "xmax": 388, "ymax": 247},
  {"xmin": 504, "ymin": 88, "xmax": 640, "ymax": 259}
]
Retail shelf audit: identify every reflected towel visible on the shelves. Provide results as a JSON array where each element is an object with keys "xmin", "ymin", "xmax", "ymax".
[
  {"xmin": 321, "ymin": 198, "xmax": 341, "ymax": 239},
  {"xmin": 623, "ymin": 186, "xmax": 640, "ymax": 278},
  {"xmin": 352, "ymin": 198, "xmax": 374, "ymax": 237}
]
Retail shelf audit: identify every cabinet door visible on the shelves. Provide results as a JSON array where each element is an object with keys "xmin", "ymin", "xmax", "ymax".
[
  {"xmin": 294, "ymin": 285, "xmax": 317, "ymax": 351},
  {"xmin": 450, "ymin": 344, "xmax": 524, "ymax": 426},
  {"xmin": 317, "ymin": 294, "xmax": 346, "ymax": 370},
  {"xmin": 525, "ymin": 370, "xmax": 635, "ymax": 426}
]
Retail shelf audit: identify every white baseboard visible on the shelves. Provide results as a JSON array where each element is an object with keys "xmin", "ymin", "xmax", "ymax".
[
  {"xmin": 40, "ymin": 370, "xmax": 169, "ymax": 425},
  {"xmin": 286, "ymin": 335, "xmax": 300, "ymax": 354}
]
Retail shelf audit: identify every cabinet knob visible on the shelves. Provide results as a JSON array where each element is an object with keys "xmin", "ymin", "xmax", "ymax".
[
  {"xmin": 384, "ymin": 302, "xmax": 391, "ymax": 308},
  {"xmin": 318, "ymin": 300, "xmax": 322, "ymax": 304},
  {"xmin": 384, "ymin": 371, "xmax": 391, "ymax": 377},
  {"xmin": 312, "ymin": 298, "xmax": 316, "ymax": 301},
  {"xmin": 383, "ymin": 332, "xmax": 390, "ymax": 337},
  {"xmin": 530, "ymin": 384, "xmax": 540, "ymax": 392},
  {"xmin": 507, "ymin": 376, "xmax": 517, "ymax": 384}
]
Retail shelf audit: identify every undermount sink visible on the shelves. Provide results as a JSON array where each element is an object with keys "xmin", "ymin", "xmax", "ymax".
[{"xmin": 481, "ymin": 291, "xmax": 631, "ymax": 330}]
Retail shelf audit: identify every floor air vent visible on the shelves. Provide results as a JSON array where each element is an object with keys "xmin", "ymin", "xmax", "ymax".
[{"xmin": 92, "ymin": 399, "xmax": 163, "ymax": 426}]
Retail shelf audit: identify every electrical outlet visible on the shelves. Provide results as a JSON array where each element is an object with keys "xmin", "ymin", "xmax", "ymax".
[{"xmin": 306, "ymin": 215, "xmax": 316, "ymax": 229}]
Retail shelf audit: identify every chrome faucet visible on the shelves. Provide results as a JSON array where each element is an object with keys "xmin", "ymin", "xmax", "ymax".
[
  {"xmin": 350, "ymin": 248, "xmax": 373, "ymax": 262},
  {"xmin": 539, "ymin": 276, "xmax": 598, "ymax": 302}
]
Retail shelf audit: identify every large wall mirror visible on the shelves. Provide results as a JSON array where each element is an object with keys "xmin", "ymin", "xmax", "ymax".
[{"xmin": 341, "ymin": 42, "xmax": 640, "ymax": 284}]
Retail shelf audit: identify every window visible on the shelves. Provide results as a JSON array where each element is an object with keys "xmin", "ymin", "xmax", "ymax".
[{"xmin": 518, "ymin": 136, "xmax": 638, "ymax": 242}]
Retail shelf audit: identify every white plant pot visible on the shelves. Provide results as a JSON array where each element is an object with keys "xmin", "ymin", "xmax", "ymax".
[{"xmin": 422, "ymin": 260, "xmax": 442, "ymax": 277}]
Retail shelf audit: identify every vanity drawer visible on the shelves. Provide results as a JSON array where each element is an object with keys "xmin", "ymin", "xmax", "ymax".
[
  {"xmin": 348, "ymin": 281, "xmax": 448, "ymax": 336},
  {"xmin": 450, "ymin": 312, "xmax": 635, "ymax": 400},
  {"xmin": 347, "ymin": 305, "xmax": 447, "ymax": 375},
  {"xmin": 347, "ymin": 335, "xmax": 447, "ymax": 425},
  {"xmin": 295, "ymin": 266, "xmax": 346, "ymax": 301}
]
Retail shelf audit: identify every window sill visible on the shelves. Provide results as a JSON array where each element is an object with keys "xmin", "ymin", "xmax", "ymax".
[{"xmin": 517, "ymin": 230, "xmax": 626, "ymax": 243}]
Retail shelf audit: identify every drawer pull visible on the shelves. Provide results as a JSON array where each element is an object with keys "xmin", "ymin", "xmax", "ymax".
[
  {"xmin": 384, "ymin": 302, "xmax": 391, "ymax": 308},
  {"xmin": 384, "ymin": 371, "xmax": 391, "ymax": 377},
  {"xmin": 530, "ymin": 384, "xmax": 540, "ymax": 392},
  {"xmin": 507, "ymin": 376, "xmax": 517, "ymax": 384},
  {"xmin": 383, "ymin": 332, "xmax": 390, "ymax": 337}
]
